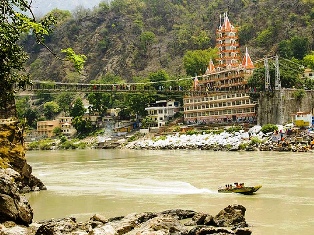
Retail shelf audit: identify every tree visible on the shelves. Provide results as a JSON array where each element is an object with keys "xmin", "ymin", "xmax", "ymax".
[
  {"xmin": 140, "ymin": 31, "xmax": 156, "ymax": 52},
  {"xmin": 148, "ymin": 70, "xmax": 169, "ymax": 90},
  {"xmin": 278, "ymin": 36, "xmax": 310, "ymax": 60},
  {"xmin": 290, "ymin": 36, "xmax": 310, "ymax": 60},
  {"xmin": 70, "ymin": 98, "xmax": 86, "ymax": 118},
  {"xmin": 24, "ymin": 108, "xmax": 39, "ymax": 128},
  {"xmin": 43, "ymin": 101, "xmax": 60, "ymax": 120},
  {"xmin": 0, "ymin": 1, "xmax": 86, "ymax": 119},
  {"xmin": 183, "ymin": 48, "xmax": 218, "ymax": 76},
  {"xmin": 56, "ymin": 92, "xmax": 75, "ymax": 115},
  {"xmin": 303, "ymin": 52, "xmax": 314, "ymax": 70},
  {"xmin": 52, "ymin": 127, "xmax": 62, "ymax": 137},
  {"xmin": 72, "ymin": 116, "xmax": 94, "ymax": 136},
  {"xmin": 87, "ymin": 93, "xmax": 111, "ymax": 115},
  {"xmin": 126, "ymin": 93, "xmax": 155, "ymax": 118}
]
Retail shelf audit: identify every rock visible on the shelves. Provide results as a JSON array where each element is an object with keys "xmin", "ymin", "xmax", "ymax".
[
  {"xmin": 213, "ymin": 205, "xmax": 247, "ymax": 228},
  {"xmin": 0, "ymin": 169, "xmax": 33, "ymax": 226},
  {"xmin": 35, "ymin": 217, "xmax": 78, "ymax": 235},
  {"xmin": 185, "ymin": 212, "xmax": 214, "ymax": 226},
  {"xmin": 129, "ymin": 215, "xmax": 188, "ymax": 235},
  {"xmin": 90, "ymin": 224, "xmax": 115, "ymax": 235},
  {"xmin": 0, "ymin": 206, "xmax": 252, "ymax": 235},
  {"xmin": 187, "ymin": 226, "xmax": 233, "ymax": 235},
  {"xmin": 90, "ymin": 214, "xmax": 108, "ymax": 224},
  {"xmin": 159, "ymin": 209, "xmax": 196, "ymax": 220},
  {"xmin": 234, "ymin": 228, "xmax": 252, "ymax": 235},
  {"xmin": 0, "ymin": 121, "xmax": 46, "ymax": 193}
]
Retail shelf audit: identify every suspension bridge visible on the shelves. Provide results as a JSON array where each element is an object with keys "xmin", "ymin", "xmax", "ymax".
[{"xmin": 16, "ymin": 56, "xmax": 303, "ymax": 96}]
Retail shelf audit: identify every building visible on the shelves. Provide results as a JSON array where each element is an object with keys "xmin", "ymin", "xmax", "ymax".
[
  {"xmin": 58, "ymin": 117, "xmax": 76, "ymax": 136},
  {"xmin": 183, "ymin": 13, "xmax": 256, "ymax": 125},
  {"xmin": 145, "ymin": 100, "xmax": 180, "ymax": 127},
  {"xmin": 303, "ymin": 68, "xmax": 314, "ymax": 79},
  {"xmin": 292, "ymin": 111, "xmax": 312, "ymax": 127},
  {"xmin": 37, "ymin": 120, "xmax": 60, "ymax": 138}
]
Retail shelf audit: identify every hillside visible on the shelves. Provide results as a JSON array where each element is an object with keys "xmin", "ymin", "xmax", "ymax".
[{"xmin": 22, "ymin": 0, "xmax": 314, "ymax": 83}]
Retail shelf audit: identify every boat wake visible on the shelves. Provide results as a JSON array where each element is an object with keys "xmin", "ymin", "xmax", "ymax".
[{"xmin": 116, "ymin": 178, "xmax": 215, "ymax": 195}]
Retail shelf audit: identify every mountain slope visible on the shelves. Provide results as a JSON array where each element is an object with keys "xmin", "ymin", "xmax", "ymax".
[{"xmin": 22, "ymin": 0, "xmax": 314, "ymax": 83}]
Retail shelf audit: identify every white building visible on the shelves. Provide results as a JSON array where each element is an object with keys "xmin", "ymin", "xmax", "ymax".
[
  {"xmin": 145, "ymin": 100, "xmax": 180, "ymax": 127},
  {"xmin": 292, "ymin": 111, "xmax": 313, "ymax": 127},
  {"xmin": 58, "ymin": 117, "xmax": 76, "ymax": 136},
  {"xmin": 303, "ymin": 68, "xmax": 314, "ymax": 79}
]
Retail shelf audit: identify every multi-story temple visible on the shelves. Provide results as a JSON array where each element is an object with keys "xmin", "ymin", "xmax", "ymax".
[{"xmin": 183, "ymin": 13, "xmax": 257, "ymax": 124}]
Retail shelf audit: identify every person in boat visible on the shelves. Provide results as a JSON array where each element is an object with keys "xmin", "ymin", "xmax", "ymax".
[{"xmin": 234, "ymin": 182, "xmax": 244, "ymax": 188}]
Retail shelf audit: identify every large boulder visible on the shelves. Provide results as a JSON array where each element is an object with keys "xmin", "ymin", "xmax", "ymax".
[
  {"xmin": 213, "ymin": 205, "xmax": 248, "ymax": 228},
  {"xmin": 0, "ymin": 120, "xmax": 46, "ymax": 193},
  {"xmin": 0, "ymin": 168, "xmax": 33, "ymax": 225}
]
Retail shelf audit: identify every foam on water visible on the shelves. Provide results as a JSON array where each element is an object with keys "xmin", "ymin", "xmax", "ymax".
[{"xmin": 116, "ymin": 178, "xmax": 215, "ymax": 195}]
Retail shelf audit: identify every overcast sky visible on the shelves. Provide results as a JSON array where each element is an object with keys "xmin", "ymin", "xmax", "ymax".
[{"xmin": 30, "ymin": 0, "xmax": 111, "ymax": 17}]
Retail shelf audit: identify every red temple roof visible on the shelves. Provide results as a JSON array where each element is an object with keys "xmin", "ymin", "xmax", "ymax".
[{"xmin": 242, "ymin": 47, "xmax": 255, "ymax": 69}]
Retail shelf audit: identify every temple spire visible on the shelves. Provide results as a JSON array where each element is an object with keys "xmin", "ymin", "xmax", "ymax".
[
  {"xmin": 205, "ymin": 59, "xmax": 216, "ymax": 74},
  {"xmin": 242, "ymin": 47, "xmax": 254, "ymax": 69}
]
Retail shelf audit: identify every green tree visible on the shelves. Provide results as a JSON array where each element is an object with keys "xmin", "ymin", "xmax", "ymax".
[
  {"xmin": 126, "ymin": 93, "xmax": 155, "ymax": 118},
  {"xmin": 0, "ymin": 1, "xmax": 85, "ymax": 119},
  {"xmin": 140, "ymin": 31, "xmax": 156, "ymax": 52},
  {"xmin": 248, "ymin": 67, "xmax": 266, "ymax": 92},
  {"xmin": 141, "ymin": 116, "xmax": 156, "ymax": 128},
  {"xmin": 56, "ymin": 92, "xmax": 75, "ymax": 115},
  {"xmin": 24, "ymin": 108, "xmax": 39, "ymax": 128},
  {"xmin": 278, "ymin": 36, "xmax": 310, "ymax": 60},
  {"xmin": 303, "ymin": 52, "xmax": 314, "ymax": 69},
  {"xmin": 183, "ymin": 48, "xmax": 218, "ymax": 76},
  {"xmin": 16, "ymin": 97, "xmax": 30, "ymax": 120},
  {"xmin": 52, "ymin": 127, "xmax": 62, "ymax": 136},
  {"xmin": 87, "ymin": 93, "xmax": 111, "ymax": 115},
  {"xmin": 148, "ymin": 70, "xmax": 169, "ymax": 90},
  {"xmin": 72, "ymin": 116, "xmax": 94, "ymax": 136},
  {"xmin": 278, "ymin": 40, "xmax": 293, "ymax": 58},
  {"xmin": 255, "ymin": 28, "xmax": 276, "ymax": 47},
  {"xmin": 70, "ymin": 98, "xmax": 86, "ymax": 118},
  {"xmin": 43, "ymin": 101, "xmax": 60, "ymax": 119},
  {"xmin": 290, "ymin": 36, "xmax": 310, "ymax": 60}
]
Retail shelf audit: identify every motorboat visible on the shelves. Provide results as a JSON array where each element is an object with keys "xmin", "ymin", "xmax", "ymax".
[{"xmin": 218, "ymin": 183, "xmax": 262, "ymax": 195}]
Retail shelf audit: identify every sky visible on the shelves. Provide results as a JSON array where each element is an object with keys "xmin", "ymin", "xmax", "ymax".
[{"xmin": 30, "ymin": 0, "xmax": 111, "ymax": 17}]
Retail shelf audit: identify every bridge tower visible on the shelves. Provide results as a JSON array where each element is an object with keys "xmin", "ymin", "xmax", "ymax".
[
  {"xmin": 274, "ymin": 55, "xmax": 281, "ymax": 90},
  {"xmin": 264, "ymin": 57, "xmax": 270, "ymax": 91}
]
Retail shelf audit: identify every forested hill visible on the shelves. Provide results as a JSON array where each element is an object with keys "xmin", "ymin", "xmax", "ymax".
[{"xmin": 22, "ymin": 0, "xmax": 314, "ymax": 83}]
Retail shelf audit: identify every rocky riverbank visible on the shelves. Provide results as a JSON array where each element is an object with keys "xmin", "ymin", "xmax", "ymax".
[
  {"xmin": 0, "ymin": 119, "xmax": 46, "ymax": 193},
  {"xmin": 0, "ymin": 119, "xmax": 46, "ymax": 227},
  {"xmin": 1, "ymin": 205, "xmax": 252, "ymax": 235},
  {"xmin": 122, "ymin": 127, "xmax": 314, "ymax": 152}
]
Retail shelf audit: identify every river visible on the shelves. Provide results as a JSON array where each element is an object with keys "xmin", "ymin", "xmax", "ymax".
[{"xmin": 26, "ymin": 149, "xmax": 314, "ymax": 235}]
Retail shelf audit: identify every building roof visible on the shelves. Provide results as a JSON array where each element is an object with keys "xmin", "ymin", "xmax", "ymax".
[
  {"xmin": 241, "ymin": 47, "xmax": 255, "ymax": 69},
  {"xmin": 220, "ymin": 12, "xmax": 235, "ymax": 31},
  {"xmin": 205, "ymin": 59, "xmax": 216, "ymax": 74}
]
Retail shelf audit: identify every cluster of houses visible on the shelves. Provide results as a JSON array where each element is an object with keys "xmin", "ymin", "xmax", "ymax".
[{"xmin": 26, "ymin": 100, "xmax": 181, "ymax": 140}]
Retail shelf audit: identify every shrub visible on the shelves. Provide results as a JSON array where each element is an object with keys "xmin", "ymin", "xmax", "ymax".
[
  {"xmin": 261, "ymin": 124, "xmax": 278, "ymax": 133},
  {"xmin": 226, "ymin": 126, "xmax": 242, "ymax": 133}
]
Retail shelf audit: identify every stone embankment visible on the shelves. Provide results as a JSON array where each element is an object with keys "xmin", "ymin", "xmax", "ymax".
[
  {"xmin": 123, "ymin": 129, "xmax": 313, "ymax": 152},
  {"xmin": 1, "ymin": 205, "xmax": 252, "ymax": 235}
]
